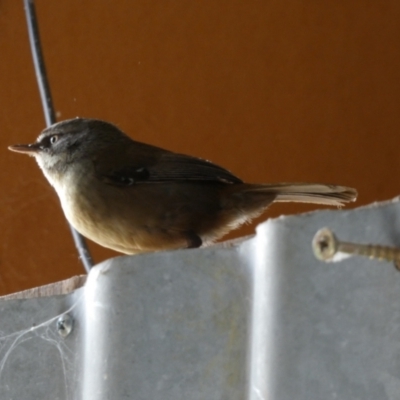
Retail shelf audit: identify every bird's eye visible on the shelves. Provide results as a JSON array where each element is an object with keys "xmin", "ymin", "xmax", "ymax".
[{"xmin": 50, "ymin": 135, "xmax": 59, "ymax": 144}]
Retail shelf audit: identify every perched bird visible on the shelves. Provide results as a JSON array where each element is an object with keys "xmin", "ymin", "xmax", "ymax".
[{"xmin": 9, "ymin": 118, "xmax": 357, "ymax": 254}]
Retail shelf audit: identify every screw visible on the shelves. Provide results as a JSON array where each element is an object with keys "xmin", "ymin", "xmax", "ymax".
[
  {"xmin": 312, "ymin": 228, "xmax": 400, "ymax": 269},
  {"xmin": 56, "ymin": 313, "xmax": 74, "ymax": 338}
]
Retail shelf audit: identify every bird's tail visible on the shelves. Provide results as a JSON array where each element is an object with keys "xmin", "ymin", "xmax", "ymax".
[
  {"xmin": 203, "ymin": 183, "xmax": 357, "ymax": 245},
  {"xmin": 241, "ymin": 183, "xmax": 357, "ymax": 207}
]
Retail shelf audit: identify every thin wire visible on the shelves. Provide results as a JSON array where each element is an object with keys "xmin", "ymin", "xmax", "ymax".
[{"xmin": 23, "ymin": 0, "xmax": 93, "ymax": 273}]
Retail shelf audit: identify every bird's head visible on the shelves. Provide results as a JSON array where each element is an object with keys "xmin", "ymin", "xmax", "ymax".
[{"xmin": 9, "ymin": 118, "xmax": 127, "ymax": 184}]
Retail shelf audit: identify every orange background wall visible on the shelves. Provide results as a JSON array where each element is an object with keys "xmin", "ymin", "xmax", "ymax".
[{"xmin": 0, "ymin": 1, "xmax": 399, "ymax": 295}]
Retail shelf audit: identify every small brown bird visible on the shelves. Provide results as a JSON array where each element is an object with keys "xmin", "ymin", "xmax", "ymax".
[{"xmin": 9, "ymin": 118, "xmax": 357, "ymax": 254}]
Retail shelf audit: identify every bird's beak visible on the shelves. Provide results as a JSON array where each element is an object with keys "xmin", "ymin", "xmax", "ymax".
[{"xmin": 8, "ymin": 143, "xmax": 41, "ymax": 155}]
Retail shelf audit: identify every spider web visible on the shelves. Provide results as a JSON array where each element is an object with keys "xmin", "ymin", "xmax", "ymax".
[{"xmin": 0, "ymin": 291, "xmax": 84, "ymax": 400}]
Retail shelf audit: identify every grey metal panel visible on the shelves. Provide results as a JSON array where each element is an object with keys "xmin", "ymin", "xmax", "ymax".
[
  {"xmin": 0, "ymin": 289, "xmax": 83, "ymax": 400},
  {"xmin": 1, "ymin": 199, "xmax": 400, "ymax": 399},
  {"xmin": 254, "ymin": 200, "xmax": 400, "ymax": 400},
  {"xmin": 81, "ymin": 247, "xmax": 252, "ymax": 400}
]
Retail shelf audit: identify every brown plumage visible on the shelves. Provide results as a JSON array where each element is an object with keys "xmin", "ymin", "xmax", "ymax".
[{"xmin": 9, "ymin": 118, "xmax": 357, "ymax": 254}]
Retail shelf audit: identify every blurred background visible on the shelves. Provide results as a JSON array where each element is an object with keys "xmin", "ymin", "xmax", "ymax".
[{"xmin": 0, "ymin": 1, "xmax": 399, "ymax": 295}]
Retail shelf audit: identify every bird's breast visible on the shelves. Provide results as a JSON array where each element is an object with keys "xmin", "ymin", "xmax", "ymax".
[{"xmin": 52, "ymin": 175, "xmax": 234, "ymax": 254}]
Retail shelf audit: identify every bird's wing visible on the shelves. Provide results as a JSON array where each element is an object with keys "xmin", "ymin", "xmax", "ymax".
[
  {"xmin": 146, "ymin": 153, "xmax": 242, "ymax": 183},
  {"xmin": 97, "ymin": 147, "xmax": 242, "ymax": 186}
]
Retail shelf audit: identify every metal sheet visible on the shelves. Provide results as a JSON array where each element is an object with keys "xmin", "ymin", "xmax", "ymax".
[{"xmin": 0, "ymin": 290, "xmax": 83, "ymax": 400}]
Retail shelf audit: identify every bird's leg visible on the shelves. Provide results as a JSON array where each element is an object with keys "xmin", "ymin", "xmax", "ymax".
[{"xmin": 185, "ymin": 231, "xmax": 202, "ymax": 248}]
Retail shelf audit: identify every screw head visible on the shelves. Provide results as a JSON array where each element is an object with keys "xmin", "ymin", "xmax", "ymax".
[
  {"xmin": 56, "ymin": 314, "xmax": 74, "ymax": 338},
  {"xmin": 312, "ymin": 228, "xmax": 338, "ymax": 262}
]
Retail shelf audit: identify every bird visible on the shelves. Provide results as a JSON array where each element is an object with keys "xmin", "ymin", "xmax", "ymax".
[{"xmin": 9, "ymin": 118, "xmax": 357, "ymax": 254}]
